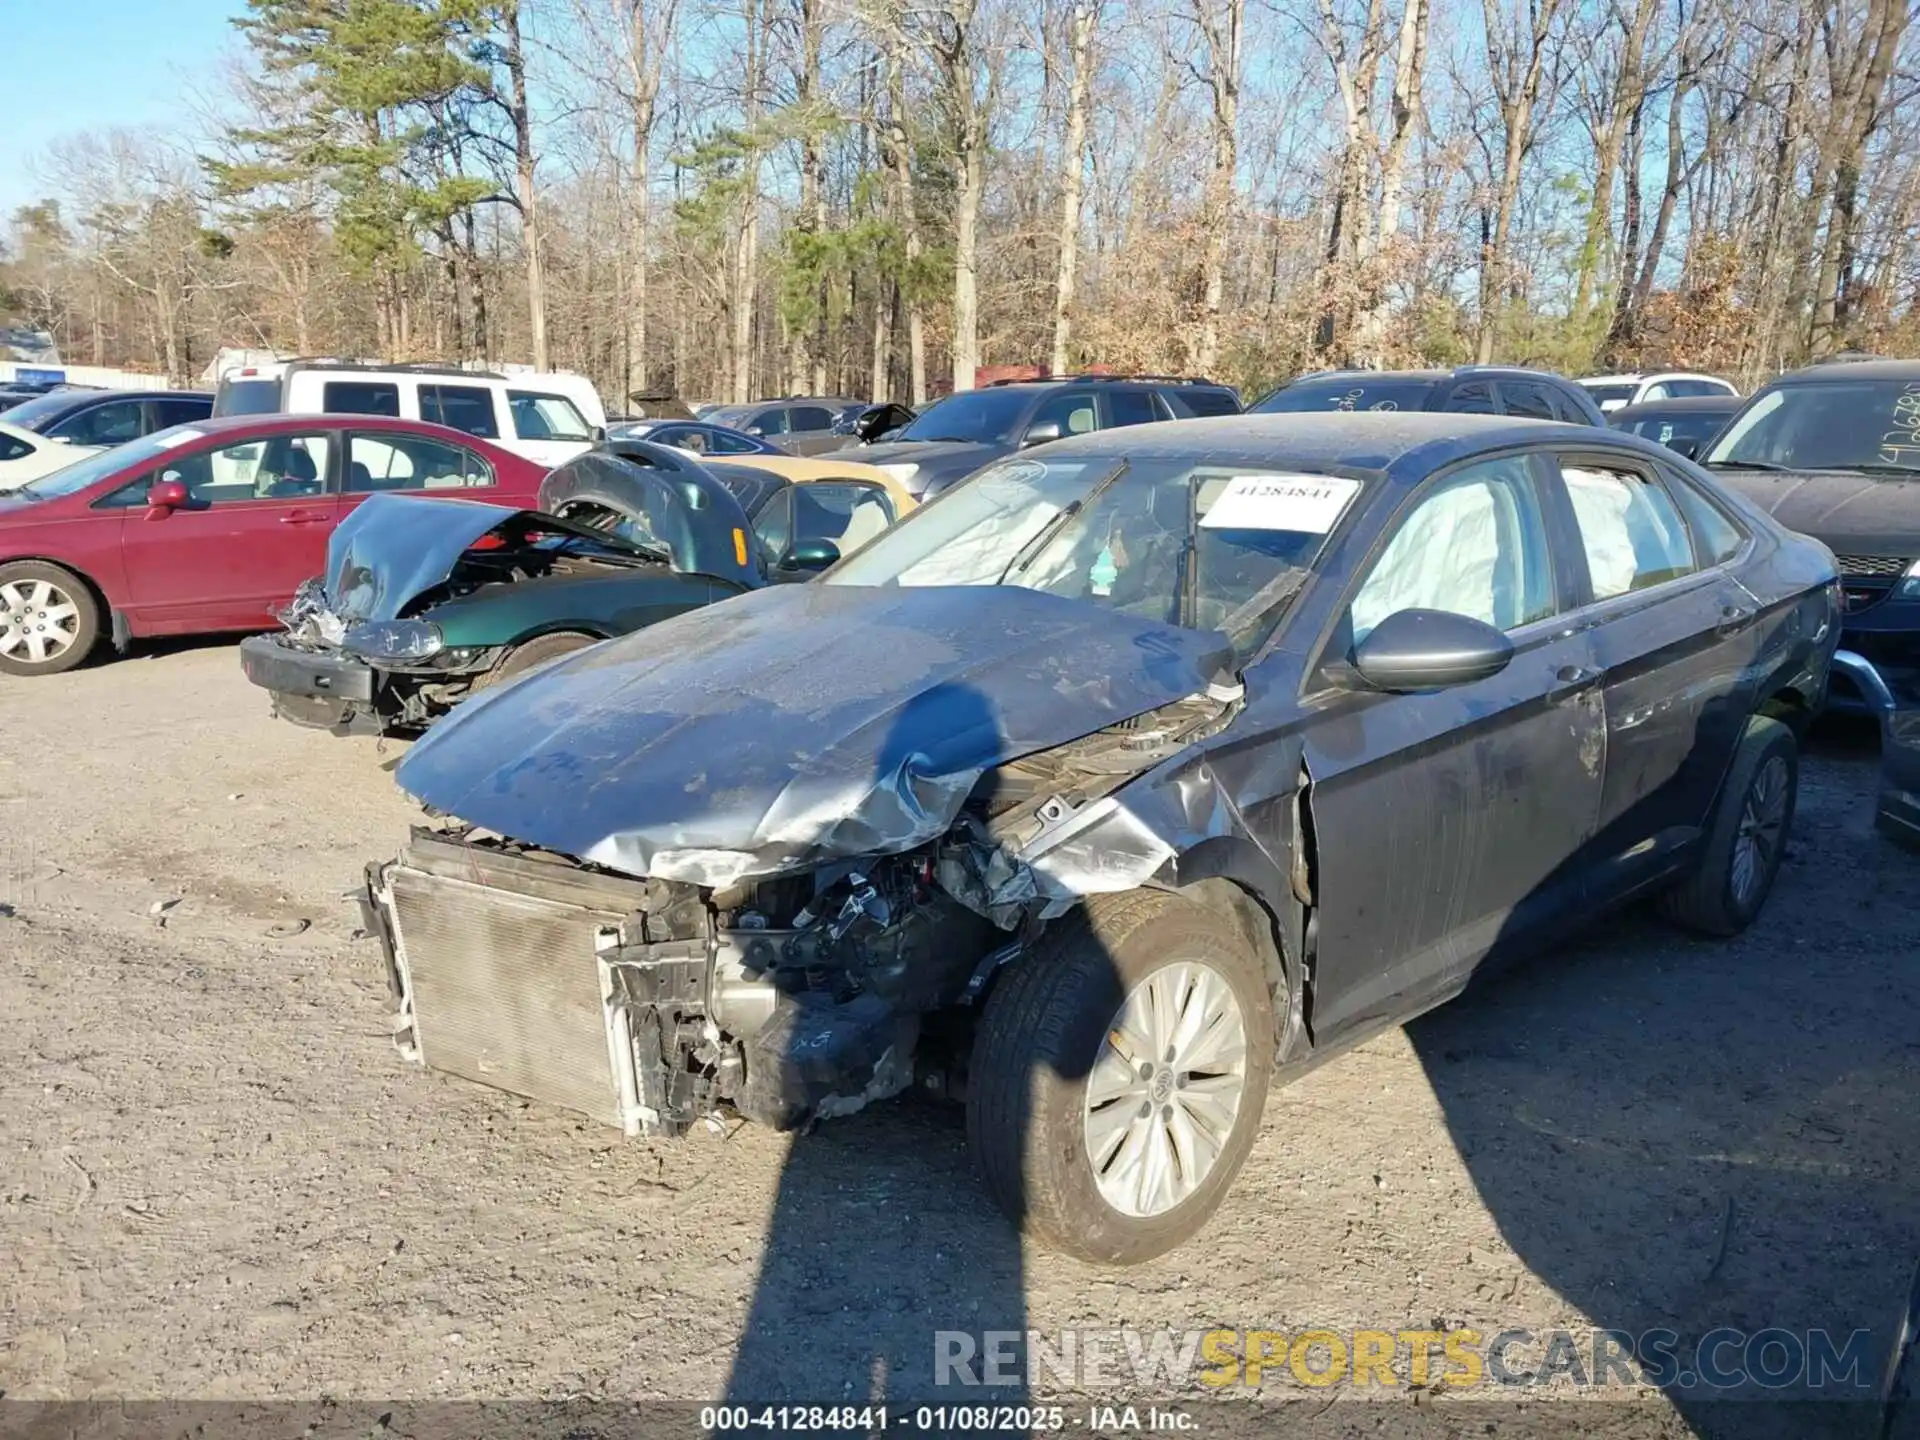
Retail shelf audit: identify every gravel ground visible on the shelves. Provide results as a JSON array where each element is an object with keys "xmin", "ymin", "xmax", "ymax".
[{"xmin": 2, "ymin": 639, "xmax": 1917, "ymax": 1438}]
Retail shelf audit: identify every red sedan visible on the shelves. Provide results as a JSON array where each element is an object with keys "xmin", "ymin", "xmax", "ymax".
[{"xmin": 0, "ymin": 414, "xmax": 550, "ymax": 676}]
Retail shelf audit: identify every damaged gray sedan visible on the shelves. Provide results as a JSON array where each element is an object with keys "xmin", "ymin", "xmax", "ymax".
[{"xmin": 363, "ymin": 414, "xmax": 1839, "ymax": 1263}]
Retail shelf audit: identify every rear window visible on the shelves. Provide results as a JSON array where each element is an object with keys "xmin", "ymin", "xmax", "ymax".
[
  {"xmin": 322, "ymin": 381, "xmax": 401, "ymax": 417},
  {"xmin": 1253, "ymin": 379, "xmax": 1438, "ymax": 414},
  {"xmin": 1582, "ymin": 382, "xmax": 1639, "ymax": 408},
  {"xmin": 213, "ymin": 377, "xmax": 283, "ymax": 417}
]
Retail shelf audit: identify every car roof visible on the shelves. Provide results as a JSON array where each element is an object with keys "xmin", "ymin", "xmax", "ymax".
[
  {"xmin": 1611, "ymin": 396, "xmax": 1741, "ymax": 417},
  {"xmin": 37, "ymin": 388, "xmax": 209, "ymax": 408},
  {"xmin": 1030, "ymin": 410, "xmax": 1646, "ymax": 483},
  {"xmin": 158, "ymin": 413, "xmax": 515, "ymax": 444},
  {"xmin": 1288, "ymin": 367, "xmax": 1573, "ymax": 385},
  {"xmin": 1775, "ymin": 358, "xmax": 1920, "ymax": 384}
]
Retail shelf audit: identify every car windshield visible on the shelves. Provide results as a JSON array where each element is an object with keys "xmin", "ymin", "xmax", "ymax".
[
  {"xmin": 703, "ymin": 406, "xmax": 750, "ymax": 429},
  {"xmin": 16, "ymin": 426, "xmax": 206, "ymax": 501},
  {"xmin": 1253, "ymin": 378, "xmax": 1436, "ymax": 414},
  {"xmin": 826, "ymin": 455, "xmax": 1360, "ymax": 657},
  {"xmin": 1707, "ymin": 378, "xmax": 1920, "ymax": 474},
  {"xmin": 892, "ymin": 389, "xmax": 1034, "ymax": 443},
  {"xmin": 1581, "ymin": 382, "xmax": 1640, "ymax": 408}
]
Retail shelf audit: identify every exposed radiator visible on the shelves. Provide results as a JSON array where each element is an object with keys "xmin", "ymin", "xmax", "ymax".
[{"xmin": 384, "ymin": 861, "xmax": 629, "ymax": 1127}]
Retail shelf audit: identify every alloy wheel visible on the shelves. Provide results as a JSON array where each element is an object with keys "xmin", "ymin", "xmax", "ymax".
[
  {"xmin": 1730, "ymin": 753, "xmax": 1790, "ymax": 907},
  {"xmin": 1082, "ymin": 960, "xmax": 1249, "ymax": 1219},
  {"xmin": 0, "ymin": 579, "xmax": 81, "ymax": 667}
]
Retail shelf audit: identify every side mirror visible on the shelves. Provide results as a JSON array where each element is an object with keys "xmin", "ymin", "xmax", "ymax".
[
  {"xmin": 1020, "ymin": 419, "xmax": 1064, "ymax": 449},
  {"xmin": 1350, "ymin": 608, "xmax": 1513, "ymax": 692},
  {"xmin": 589, "ymin": 425, "xmax": 608, "ymax": 445},
  {"xmin": 1668, "ymin": 436, "xmax": 1701, "ymax": 460},
  {"xmin": 146, "ymin": 477, "xmax": 190, "ymax": 514},
  {"xmin": 782, "ymin": 537, "xmax": 841, "ymax": 573}
]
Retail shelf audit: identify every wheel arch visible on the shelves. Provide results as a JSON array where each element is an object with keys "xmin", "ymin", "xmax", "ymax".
[{"xmin": 0, "ymin": 554, "xmax": 114, "ymax": 634}]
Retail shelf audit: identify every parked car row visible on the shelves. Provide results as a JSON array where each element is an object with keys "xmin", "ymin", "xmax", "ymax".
[{"xmin": 5, "ymin": 350, "xmax": 1912, "ymax": 1266}]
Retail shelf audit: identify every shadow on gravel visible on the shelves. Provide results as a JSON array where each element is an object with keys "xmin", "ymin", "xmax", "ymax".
[
  {"xmin": 720, "ymin": 680, "xmax": 1038, "ymax": 1417},
  {"xmin": 1410, "ymin": 720, "xmax": 1920, "ymax": 1439}
]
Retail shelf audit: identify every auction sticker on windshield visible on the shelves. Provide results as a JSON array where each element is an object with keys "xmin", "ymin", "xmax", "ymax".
[{"xmin": 1200, "ymin": 473, "xmax": 1361, "ymax": 533}]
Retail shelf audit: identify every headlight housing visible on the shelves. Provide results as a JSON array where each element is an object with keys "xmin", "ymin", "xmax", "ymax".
[
  {"xmin": 342, "ymin": 619, "xmax": 445, "ymax": 661},
  {"xmin": 1895, "ymin": 558, "xmax": 1920, "ymax": 600}
]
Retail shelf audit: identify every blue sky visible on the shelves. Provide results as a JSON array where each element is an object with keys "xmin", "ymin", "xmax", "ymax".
[{"xmin": 1, "ymin": 0, "xmax": 239, "ymax": 217}]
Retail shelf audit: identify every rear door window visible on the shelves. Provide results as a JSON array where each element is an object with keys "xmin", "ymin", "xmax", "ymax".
[
  {"xmin": 1663, "ymin": 469, "xmax": 1746, "ymax": 565},
  {"xmin": 155, "ymin": 397, "xmax": 213, "ymax": 429},
  {"xmin": 1444, "ymin": 380, "xmax": 1498, "ymax": 415},
  {"xmin": 51, "ymin": 399, "xmax": 147, "ymax": 446},
  {"xmin": 421, "ymin": 385, "xmax": 500, "ymax": 438},
  {"xmin": 1556, "ymin": 459, "xmax": 1697, "ymax": 600},
  {"xmin": 346, "ymin": 432, "xmax": 493, "ymax": 492},
  {"xmin": 1166, "ymin": 387, "xmax": 1240, "ymax": 417},
  {"xmin": 508, "ymin": 391, "xmax": 593, "ymax": 441},
  {"xmin": 1498, "ymin": 379, "xmax": 1558, "ymax": 420},
  {"xmin": 708, "ymin": 427, "xmax": 760, "ymax": 454},
  {"xmin": 322, "ymin": 381, "xmax": 401, "ymax": 417},
  {"xmin": 1107, "ymin": 390, "xmax": 1163, "ymax": 427},
  {"xmin": 788, "ymin": 405, "xmax": 836, "ymax": 433}
]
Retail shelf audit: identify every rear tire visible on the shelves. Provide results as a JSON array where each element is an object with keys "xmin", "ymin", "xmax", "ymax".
[
  {"xmin": 966, "ymin": 889, "xmax": 1276, "ymax": 1265},
  {"xmin": 1657, "ymin": 715, "xmax": 1797, "ymax": 937},
  {"xmin": 474, "ymin": 630, "xmax": 598, "ymax": 690},
  {"xmin": 0, "ymin": 561, "xmax": 99, "ymax": 677}
]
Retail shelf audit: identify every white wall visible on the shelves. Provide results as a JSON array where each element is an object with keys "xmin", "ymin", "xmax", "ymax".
[{"xmin": 0, "ymin": 362, "xmax": 174, "ymax": 391}]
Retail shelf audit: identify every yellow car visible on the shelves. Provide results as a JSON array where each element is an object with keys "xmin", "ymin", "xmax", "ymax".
[{"xmin": 702, "ymin": 453, "xmax": 919, "ymax": 569}]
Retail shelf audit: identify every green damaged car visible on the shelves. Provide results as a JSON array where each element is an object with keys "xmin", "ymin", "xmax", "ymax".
[{"xmin": 240, "ymin": 444, "xmax": 787, "ymax": 734}]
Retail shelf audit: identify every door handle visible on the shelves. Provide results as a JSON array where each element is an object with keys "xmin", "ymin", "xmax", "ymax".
[
  {"xmin": 1554, "ymin": 663, "xmax": 1603, "ymax": 687},
  {"xmin": 278, "ymin": 512, "xmax": 326, "ymax": 525},
  {"xmin": 1717, "ymin": 602, "xmax": 1757, "ymax": 634}
]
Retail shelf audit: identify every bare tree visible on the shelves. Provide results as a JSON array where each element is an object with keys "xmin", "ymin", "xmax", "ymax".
[{"xmin": 1049, "ymin": 0, "xmax": 1099, "ymax": 375}]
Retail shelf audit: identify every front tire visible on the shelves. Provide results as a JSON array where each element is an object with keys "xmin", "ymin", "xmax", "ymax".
[
  {"xmin": 0, "ymin": 561, "xmax": 99, "ymax": 677},
  {"xmin": 474, "ymin": 630, "xmax": 598, "ymax": 690},
  {"xmin": 966, "ymin": 890, "xmax": 1276, "ymax": 1265},
  {"xmin": 1658, "ymin": 715, "xmax": 1798, "ymax": 936}
]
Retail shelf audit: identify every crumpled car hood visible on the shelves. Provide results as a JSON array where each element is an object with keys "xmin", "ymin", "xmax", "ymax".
[
  {"xmin": 320, "ymin": 493, "xmax": 654, "ymax": 623},
  {"xmin": 1710, "ymin": 467, "xmax": 1920, "ymax": 554},
  {"xmin": 395, "ymin": 582, "xmax": 1234, "ymax": 886},
  {"xmin": 324, "ymin": 494, "xmax": 530, "ymax": 623}
]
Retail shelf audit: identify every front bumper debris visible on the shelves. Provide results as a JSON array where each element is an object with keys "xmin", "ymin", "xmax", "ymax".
[
  {"xmin": 240, "ymin": 635, "xmax": 382, "ymax": 734},
  {"xmin": 361, "ymin": 832, "xmax": 948, "ymax": 1134}
]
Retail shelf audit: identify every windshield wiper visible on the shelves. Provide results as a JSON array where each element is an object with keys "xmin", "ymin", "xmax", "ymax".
[
  {"xmin": 1844, "ymin": 463, "xmax": 1920, "ymax": 478},
  {"xmin": 1219, "ymin": 568, "xmax": 1311, "ymax": 654},
  {"xmin": 998, "ymin": 460, "xmax": 1129, "ymax": 583},
  {"xmin": 908, "ymin": 435, "xmax": 981, "ymax": 444},
  {"xmin": 1706, "ymin": 458, "xmax": 1793, "ymax": 471}
]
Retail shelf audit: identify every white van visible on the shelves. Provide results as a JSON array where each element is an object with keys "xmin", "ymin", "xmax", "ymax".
[{"xmin": 212, "ymin": 360, "xmax": 607, "ymax": 468}]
